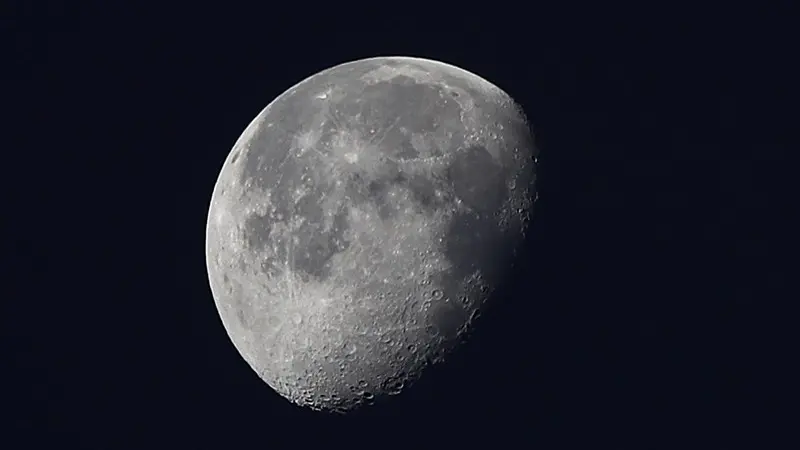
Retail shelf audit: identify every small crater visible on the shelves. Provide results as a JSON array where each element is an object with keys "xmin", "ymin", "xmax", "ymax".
[
  {"xmin": 381, "ymin": 375, "xmax": 405, "ymax": 395},
  {"xmin": 521, "ymin": 213, "xmax": 531, "ymax": 228},
  {"xmin": 470, "ymin": 309, "xmax": 482, "ymax": 322}
]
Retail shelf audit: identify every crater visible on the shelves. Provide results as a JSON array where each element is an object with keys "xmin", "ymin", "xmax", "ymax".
[
  {"xmin": 428, "ymin": 298, "xmax": 468, "ymax": 342},
  {"xmin": 444, "ymin": 145, "xmax": 508, "ymax": 215}
]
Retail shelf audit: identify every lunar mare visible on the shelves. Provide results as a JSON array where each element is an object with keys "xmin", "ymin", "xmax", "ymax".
[{"xmin": 206, "ymin": 56, "xmax": 537, "ymax": 412}]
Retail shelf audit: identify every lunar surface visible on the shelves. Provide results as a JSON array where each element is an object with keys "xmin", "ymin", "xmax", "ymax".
[{"xmin": 206, "ymin": 56, "xmax": 537, "ymax": 412}]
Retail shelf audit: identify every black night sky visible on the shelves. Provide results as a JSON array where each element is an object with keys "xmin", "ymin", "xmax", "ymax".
[{"xmin": 7, "ymin": 4, "xmax": 791, "ymax": 448}]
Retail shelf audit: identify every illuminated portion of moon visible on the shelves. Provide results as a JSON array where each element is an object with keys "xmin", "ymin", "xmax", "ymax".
[{"xmin": 206, "ymin": 56, "xmax": 537, "ymax": 412}]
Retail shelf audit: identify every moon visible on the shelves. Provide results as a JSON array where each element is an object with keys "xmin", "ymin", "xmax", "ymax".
[{"xmin": 206, "ymin": 56, "xmax": 537, "ymax": 412}]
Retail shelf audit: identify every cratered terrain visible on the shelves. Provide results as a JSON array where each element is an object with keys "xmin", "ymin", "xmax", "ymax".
[{"xmin": 206, "ymin": 56, "xmax": 537, "ymax": 412}]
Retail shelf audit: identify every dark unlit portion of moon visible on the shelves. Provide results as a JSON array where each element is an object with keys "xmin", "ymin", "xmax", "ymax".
[{"xmin": 206, "ymin": 56, "xmax": 537, "ymax": 412}]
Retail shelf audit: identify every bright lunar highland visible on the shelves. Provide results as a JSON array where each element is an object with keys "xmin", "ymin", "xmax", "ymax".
[{"xmin": 206, "ymin": 56, "xmax": 537, "ymax": 412}]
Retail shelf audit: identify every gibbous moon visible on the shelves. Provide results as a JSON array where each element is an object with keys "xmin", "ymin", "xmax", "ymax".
[{"xmin": 206, "ymin": 56, "xmax": 537, "ymax": 412}]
